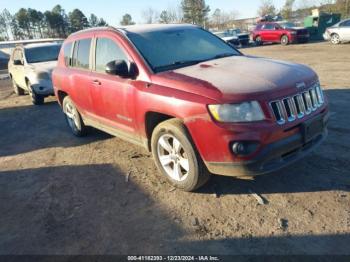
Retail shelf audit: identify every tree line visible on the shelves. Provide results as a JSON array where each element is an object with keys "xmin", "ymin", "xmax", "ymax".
[
  {"xmin": 120, "ymin": 0, "xmax": 237, "ymax": 30},
  {"xmin": 1, "ymin": 0, "xmax": 349, "ymax": 41},
  {"xmin": 0, "ymin": 5, "xmax": 108, "ymax": 41}
]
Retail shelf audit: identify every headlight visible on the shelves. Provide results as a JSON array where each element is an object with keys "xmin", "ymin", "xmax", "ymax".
[
  {"xmin": 37, "ymin": 72, "xmax": 50, "ymax": 80},
  {"xmin": 208, "ymin": 101, "xmax": 265, "ymax": 123}
]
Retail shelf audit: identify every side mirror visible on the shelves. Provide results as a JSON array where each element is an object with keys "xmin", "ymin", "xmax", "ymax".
[
  {"xmin": 105, "ymin": 60, "xmax": 138, "ymax": 79},
  {"xmin": 13, "ymin": 59, "xmax": 23, "ymax": 66}
]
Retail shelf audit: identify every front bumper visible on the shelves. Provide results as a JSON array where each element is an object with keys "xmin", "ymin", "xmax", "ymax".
[
  {"xmin": 323, "ymin": 33, "xmax": 330, "ymax": 41},
  {"xmin": 205, "ymin": 112, "xmax": 329, "ymax": 177},
  {"xmin": 31, "ymin": 80, "xmax": 54, "ymax": 96}
]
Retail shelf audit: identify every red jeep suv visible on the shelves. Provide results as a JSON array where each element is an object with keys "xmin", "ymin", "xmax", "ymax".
[
  {"xmin": 252, "ymin": 22, "xmax": 310, "ymax": 45},
  {"xmin": 52, "ymin": 24, "xmax": 328, "ymax": 191}
]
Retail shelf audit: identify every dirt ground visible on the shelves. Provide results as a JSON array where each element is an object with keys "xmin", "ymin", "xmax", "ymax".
[{"xmin": 0, "ymin": 42, "xmax": 349, "ymax": 256}]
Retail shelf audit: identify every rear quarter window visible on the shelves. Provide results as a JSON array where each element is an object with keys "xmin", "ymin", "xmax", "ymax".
[
  {"xmin": 63, "ymin": 42, "xmax": 73, "ymax": 67},
  {"xmin": 72, "ymin": 39, "xmax": 91, "ymax": 70}
]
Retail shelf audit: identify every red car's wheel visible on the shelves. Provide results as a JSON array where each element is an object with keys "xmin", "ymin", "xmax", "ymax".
[{"xmin": 281, "ymin": 35, "xmax": 289, "ymax": 45}]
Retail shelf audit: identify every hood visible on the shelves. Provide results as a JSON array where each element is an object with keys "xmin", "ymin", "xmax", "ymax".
[
  {"xmin": 29, "ymin": 60, "xmax": 57, "ymax": 74},
  {"xmin": 154, "ymin": 55, "xmax": 317, "ymax": 101}
]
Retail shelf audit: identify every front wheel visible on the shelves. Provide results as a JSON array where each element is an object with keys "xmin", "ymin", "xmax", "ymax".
[
  {"xmin": 27, "ymin": 80, "xmax": 44, "ymax": 105},
  {"xmin": 62, "ymin": 96, "xmax": 87, "ymax": 137},
  {"xmin": 255, "ymin": 36, "xmax": 262, "ymax": 46},
  {"xmin": 331, "ymin": 33, "xmax": 340, "ymax": 45},
  {"xmin": 281, "ymin": 35, "xmax": 289, "ymax": 45},
  {"xmin": 151, "ymin": 119, "xmax": 210, "ymax": 192},
  {"xmin": 12, "ymin": 79, "xmax": 25, "ymax": 95}
]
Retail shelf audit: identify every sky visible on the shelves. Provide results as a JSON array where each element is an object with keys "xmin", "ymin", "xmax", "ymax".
[{"xmin": 1, "ymin": 0, "xmax": 288, "ymax": 25}]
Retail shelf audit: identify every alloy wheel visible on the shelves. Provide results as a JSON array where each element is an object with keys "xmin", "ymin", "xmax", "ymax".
[
  {"xmin": 157, "ymin": 134, "xmax": 190, "ymax": 182},
  {"xmin": 65, "ymin": 101, "xmax": 79, "ymax": 130},
  {"xmin": 331, "ymin": 34, "xmax": 340, "ymax": 44}
]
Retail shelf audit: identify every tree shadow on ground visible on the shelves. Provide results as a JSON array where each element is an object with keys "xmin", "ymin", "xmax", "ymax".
[
  {"xmin": 0, "ymin": 101, "xmax": 113, "ymax": 157},
  {"xmin": 0, "ymin": 164, "xmax": 349, "ymax": 257}
]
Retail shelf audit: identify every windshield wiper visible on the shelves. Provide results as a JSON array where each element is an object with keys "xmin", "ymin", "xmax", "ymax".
[
  {"xmin": 154, "ymin": 59, "xmax": 206, "ymax": 72},
  {"xmin": 154, "ymin": 53, "xmax": 237, "ymax": 73},
  {"xmin": 211, "ymin": 53, "xmax": 236, "ymax": 59}
]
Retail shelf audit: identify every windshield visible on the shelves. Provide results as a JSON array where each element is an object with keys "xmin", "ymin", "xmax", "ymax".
[
  {"xmin": 214, "ymin": 32, "xmax": 230, "ymax": 38},
  {"xmin": 25, "ymin": 45, "xmax": 61, "ymax": 63},
  {"xmin": 127, "ymin": 27, "xmax": 240, "ymax": 73},
  {"xmin": 279, "ymin": 22, "xmax": 296, "ymax": 29},
  {"xmin": 228, "ymin": 29, "xmax": 241, "ymax": 35}
]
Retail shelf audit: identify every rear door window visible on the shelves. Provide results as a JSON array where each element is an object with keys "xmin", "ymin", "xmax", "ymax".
[
  {"xmin": 63, "ymin": 42, "xmax": 73, "ymax": 66},
  {"xmin": 95, "ymin": 38, "xmax": 128, "ymax": 73},
  {"xmin": 72, "ymin": 39, "xmax": 91, "ymax": 70}
]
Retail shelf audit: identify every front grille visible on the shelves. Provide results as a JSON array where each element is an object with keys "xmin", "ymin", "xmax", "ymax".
[{"xmin": 270, "ymin": 83, "xmax": 324, "ymax": 125}]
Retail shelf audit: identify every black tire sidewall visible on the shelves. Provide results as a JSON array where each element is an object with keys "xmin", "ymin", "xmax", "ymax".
[
  {"xmin": 27, "ymin": 81, "xmax": 44, "ymax": 105},
  {"xmin": 255, "ymin": 36, "xmax": 262, "ymax": 45},
  {"xmin": 151, "ymin": 120, "xmax": 203, "ymax": 191},
  {"xmin": 13, "ymin": 79, "xmax": 24, "ymax": 95}
]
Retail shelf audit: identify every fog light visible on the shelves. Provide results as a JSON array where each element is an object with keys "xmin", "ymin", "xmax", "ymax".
[{"xmin": 231, "ymin": 141, "xmax": 259, "ymax": 156}]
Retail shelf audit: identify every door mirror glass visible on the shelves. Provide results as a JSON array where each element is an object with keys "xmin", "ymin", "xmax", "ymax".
[
  {"xmin": 13, "ymin": 59, "xmax": 23, "ymax": 66},
  {"xmin": 105, "ymin": 60, "xmax": 138, "ymax": 78}
]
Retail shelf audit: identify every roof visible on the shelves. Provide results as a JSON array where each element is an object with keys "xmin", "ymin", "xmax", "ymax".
[
  {"xmin": 120, "ymin": 24, "xmax": 198, "ymax": 33},
  {"xmin": 23, "ymin": 42, "xmax": 62, "ymax": 49},
  {"xmin": 70, "ymin": 24, "xmax": 199, "ymax": 37}
]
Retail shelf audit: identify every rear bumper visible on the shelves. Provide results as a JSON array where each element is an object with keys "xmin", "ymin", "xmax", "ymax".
[{"xmin": 205, "ymin": 112, "xmax": 329, "ymax": 177}]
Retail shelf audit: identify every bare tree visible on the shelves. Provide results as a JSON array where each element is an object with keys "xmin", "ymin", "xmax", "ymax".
[
  {"xmin": 141, "ymin": 7, "xmax": 159, "ymax": 24},
  {"xmin": 257, "ymin": 0, "xmax": 277, "ymax": 17},
  {"xmin": 211, "ymin": 9, "xmax": 238, "ymax": 30}
]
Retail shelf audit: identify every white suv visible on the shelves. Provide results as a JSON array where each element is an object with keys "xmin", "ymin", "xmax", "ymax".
[
  {"xmin": 8, "ymin": 43, "xmax": 61, "ymax": 105},
  {"xmin": 323, "ymin": 18, "xmax": 350, "ymax": 45}
]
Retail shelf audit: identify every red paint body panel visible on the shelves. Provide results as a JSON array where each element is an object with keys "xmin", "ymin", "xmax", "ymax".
[{"xmin": 52, "ymin": 26, "xmax": 327, "ymax": 173}]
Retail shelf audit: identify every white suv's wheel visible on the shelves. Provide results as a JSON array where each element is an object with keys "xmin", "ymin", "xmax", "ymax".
[
  {"xmin": 331, "ymin": 33, "xmax": 340, "ymax": 44},
  {"xmin": 151, "ymin": 119, "xmax": 210, "ymax": 191},
  {"xmin": 12, "ymin": 79, "xmax": 24, "ymax": 95}
]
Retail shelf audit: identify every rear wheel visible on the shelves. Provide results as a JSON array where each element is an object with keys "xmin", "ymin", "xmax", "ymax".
[
  {"xmin": 331, "ymin": 33, "xmax": 340, "ymax": 45},
  {"xmin": 63, "ymin": 96, "xmax": 87, "ymax": 137},
  {"xmin": 151, "ymin": 119, "xmax": 210, "ymax": 192},
  {"xmin": 12, "ymin": 79, "xmax": 25, "ymax": 95},
  {"xmin": 27, "ymin": 80, "xmax": 44, "ymax": 105},
  {"xmin": 281, "ymin": 35, "xmax": 289, "ymax": 45}
]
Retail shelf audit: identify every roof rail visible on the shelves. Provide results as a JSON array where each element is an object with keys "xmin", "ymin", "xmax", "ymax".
[{"xmin": 69, "ymin": 26, "xmax": 119, "ymax": 37}]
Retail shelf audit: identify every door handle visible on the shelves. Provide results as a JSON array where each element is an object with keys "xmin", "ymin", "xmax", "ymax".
[{"xmin": 92, "ymin": 79, "xmax": 101, "ymax": 86}]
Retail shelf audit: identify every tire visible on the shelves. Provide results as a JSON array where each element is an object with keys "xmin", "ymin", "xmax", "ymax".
[
  {"xmin": 12, "ymin": 78, "xmax": 25, "ymax": 96},
  {"xmin": 281, "ymin": 35, "xmax": 289, "ymax": 45},
  {"xmin": 151, "ymin": 118, "xmax": 210, "ymax": 192},
  {"xmin": 331, "ymin": 33, "xmax": 340, "ymax": 45},
  {"xmin": 27, "ymin": 80, "xmax": 44, "ymax": 105},
  {"xmin": 62, "ymin": 96, "xmax": 87, "ymax": 137},
  {"xmin": 255, "ymin": 36, "xmax": 262, "ymax": 46}
]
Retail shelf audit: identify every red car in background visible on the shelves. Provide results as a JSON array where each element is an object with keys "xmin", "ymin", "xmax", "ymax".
[{"xmin": 252, "ymin": 22, "xmax": 310, "ymax": 45}]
